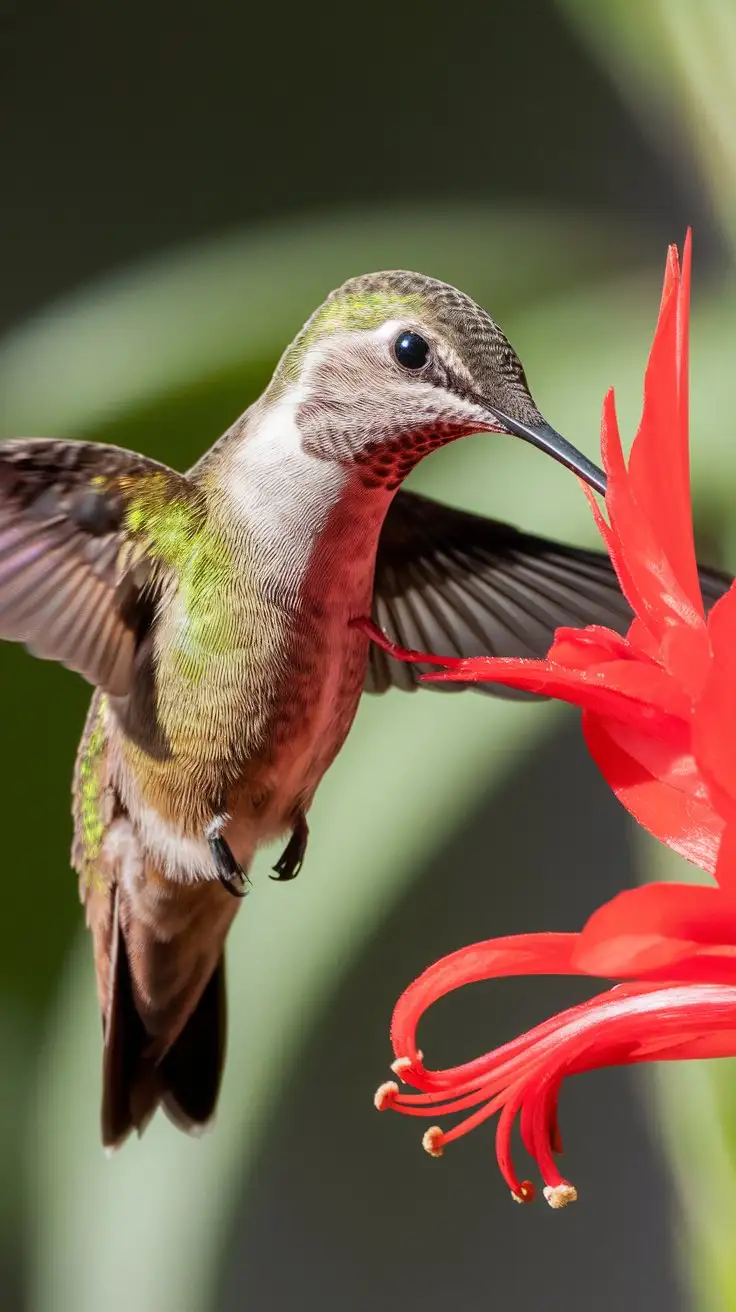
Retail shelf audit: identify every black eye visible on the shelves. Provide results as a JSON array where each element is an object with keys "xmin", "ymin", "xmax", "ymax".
[{"xmin": 393, "ymin": 331, "xmax": 430, "ymax": 370}]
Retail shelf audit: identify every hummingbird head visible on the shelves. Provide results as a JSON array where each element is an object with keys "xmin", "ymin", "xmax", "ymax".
[{"xmin": 274, "ymin": 270, "xmax": 605, "ymax": 495}]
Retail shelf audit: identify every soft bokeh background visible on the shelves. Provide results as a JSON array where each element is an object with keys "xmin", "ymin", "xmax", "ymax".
[{"xmin": 2, "ymin": 2, "xmax": 736, "ymax": 1309}]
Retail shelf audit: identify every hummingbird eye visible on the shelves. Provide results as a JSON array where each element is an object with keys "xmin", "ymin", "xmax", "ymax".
[{"xmin": 393, "ymin": 331, "xmax": 430, "ymax": 371}]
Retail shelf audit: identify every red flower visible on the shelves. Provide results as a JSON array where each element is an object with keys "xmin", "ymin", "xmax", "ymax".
[
  {"xmin": 375, "ymin": 892, "xmax": 736, "ymax": 1207},
  {"xmin": 368, "ymin": 235, "xmax": 736, "ymax": 1204},
  {"xmin": 362, "ymin": 233, "xmax": 735, "ymax": 872}
]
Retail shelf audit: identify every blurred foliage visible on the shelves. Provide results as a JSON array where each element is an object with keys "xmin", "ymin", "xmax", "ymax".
[
  {"xmin": 560, "ymin": 0, "xmax": 736, "ymax": 258},
  {"xmin": 1, "ymin": 3, "xmax": 736, "ymax": 1310}
]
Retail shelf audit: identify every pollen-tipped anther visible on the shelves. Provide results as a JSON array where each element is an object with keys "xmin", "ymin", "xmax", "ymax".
[
  {"xmin": 391, "ymin": 1053, "xmax": 422, "ymax": 1080},
  {"xmin": 391, "ymin": 1057, "xmax": 413, "ymax": 1079},
  {"xmin": 422, "ymin": 1126, "xmax": 445, "ymax": 1157},
  {"xmin": 543, "ymin": 1183, "xmax": 578, "ymax": 1209},
  {"xmin": 374, "ymin": 1081, "xmax": 399, "ymax": 1111},
  {"xmin": 510, "ymin": 1180, "xmax": 536, "ymax": 1204}
]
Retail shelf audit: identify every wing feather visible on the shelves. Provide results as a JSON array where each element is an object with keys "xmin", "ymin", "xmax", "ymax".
[
  {"xmin": 0, "ymin": 438, "xmax": 198, "ymax": 694},
  {"xmin": 367, "ymin": 489, "xmax": 732, "ymax": 697}
]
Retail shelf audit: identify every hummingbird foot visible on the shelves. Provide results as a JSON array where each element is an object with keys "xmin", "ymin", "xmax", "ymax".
[
  {"xmin": 271, "ymin": 812, "xmax": 309, "ymax": 882},
  {"xmin": 205, "ymin": 816, "xmax": 250, "ymax": 898}
]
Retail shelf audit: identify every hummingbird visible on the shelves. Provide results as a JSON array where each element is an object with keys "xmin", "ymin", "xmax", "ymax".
[{"xmin": 0, "ymin": 270, "xmax": 729, "ymax": 1149}]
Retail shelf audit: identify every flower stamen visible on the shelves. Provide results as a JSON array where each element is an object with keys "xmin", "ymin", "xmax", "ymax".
[
  {"xmin": 422, "ymin": 1126, "xmax": 445, "ymax": 1157},
  {"xmin": 543, "ymin": 1184, "xmax": 578, "ymax": 1209},
  {"xmin": 391, "ymin": 1052, "xmax": 423, "ymax": 1080},
  {"xmin": 374, "ymin": 1081, "xmax": 399, "ymax": 1111}
]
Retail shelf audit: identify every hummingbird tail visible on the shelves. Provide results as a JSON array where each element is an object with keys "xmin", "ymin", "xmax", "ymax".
[
  {"xmin": 158, "ymin": 955, "xmax": 227, "ymax": 1134},
  {"xmin": 101, "ymin": 937, "xmax": 228, "ymax": 1149},
  {"xmin": 99, "ymin": 878, "xmax": 234, "ymax": 1151}
]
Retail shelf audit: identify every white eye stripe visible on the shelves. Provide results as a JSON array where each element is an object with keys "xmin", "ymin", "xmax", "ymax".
[{"xmin": 373, "ymin": 318, "xmax": 415, "ymax": 344}]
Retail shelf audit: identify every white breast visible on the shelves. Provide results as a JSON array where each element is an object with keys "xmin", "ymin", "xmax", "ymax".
[{"xmin": 227, "ymin": 387, "xmax": 352, "ymax": 592}]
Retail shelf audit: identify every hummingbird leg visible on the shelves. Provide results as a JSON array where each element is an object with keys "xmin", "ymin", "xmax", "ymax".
[
  {"xmin": 271, "ymin": 812, "xmax": 309, "ymax": 882},
  {"xmin": 205, "ymin": 816, "xmax": 250, "ymax": 898}
]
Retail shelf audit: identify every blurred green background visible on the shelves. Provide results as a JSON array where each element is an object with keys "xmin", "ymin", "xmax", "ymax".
[{"xmin": 2, "ymin": 1, "xmax": 736, "ymax": 1309}]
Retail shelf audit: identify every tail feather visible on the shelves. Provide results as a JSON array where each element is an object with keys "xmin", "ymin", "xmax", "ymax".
[
  {"xmin": 101, "ymin": 908, "xmax": 159, "ymax": 1148},
  {"xmin": 160, "ymin": 957, "xmax": 227, "ymax": 1133},
  {"xmin": 99, "ymin": 879, "xmax": 233, "ymax": 1151}
]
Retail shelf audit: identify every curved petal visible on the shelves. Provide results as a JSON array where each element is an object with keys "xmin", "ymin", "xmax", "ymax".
[
  {"xmin": 583, "ymin": 713, "xmax": 723, "ymax": 872},
  {"xmin": 599, "ymin": 387, "xmax": 709, "ymax": 694},
  {"xmin": 546, "ymin": 624, "xmax": 635, "ymax": 665},
  {"xmin": 596, "ymin": 238, "xmax": 710, "ymax": 696},
  {"xmin": 693, "ymin": 586, "xmax": 736, "ymax": 825},
  {"xmin": 427, "ymin": 656, "xmax": 689, "ymax": 722},
  {"xmin": 357, "ymin": 617, "xmax": 690, "ymax": 720},
  {"xmin": 389, "ymin": 932, "xmax": 579, "ymax": 1071},
  {"xmin": 714, "ymin": 823, "xmax": 736, "ymax": 898},
  {"xmin": 627, "ymin": 235, "xmax": 704, "ymax": 626},
  {"xmin": 574, "ymin": 883, "xmax": 736, "ymax": 981}
]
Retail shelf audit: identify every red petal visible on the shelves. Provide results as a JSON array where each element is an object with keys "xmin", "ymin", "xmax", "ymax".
[
  {"xmin": 597, "ymin": 390, "xmax": 666, "ymax": 630},
  {"xmin": 626, "ymin": 617, "xmax": 664, "ymax": 663},
  {"xmin": 627, "ymin": 234, "xmax": 704, "ymax": 623},
  {"xmin": 583, "ymin": 713, "xmax": 723, "ymax": 872},
  {"xmin": 600, "ymin": 390, "xmax": 709, "ymax": 693},
  {"xmin": 389, "ymin": 933, "xmax": 579, "ymax": 1070},
  {"xmin": 351, "ymin": 616, "xmax": 458, "ymax": 667},
  {"xmin": 592, "ymin": 242, "xmax": 710, "ymax": 696},
  {"xmin": 426, "ymin": 654, "xmax": 690, "ymax": 727},
  {"xmin": 574, "ymin": 882, "xmax": 736, "ymax": 982},
  {"xmin": 693, "ymin": 586, "xmax": 736, "ymax": 825},
  {"xmin": 714, "ymin": 823, "xmax": 736, "ymax": 898},
  {"xmin": 547, "ymin": 625, "xmax": 638, "ymax": 666}
]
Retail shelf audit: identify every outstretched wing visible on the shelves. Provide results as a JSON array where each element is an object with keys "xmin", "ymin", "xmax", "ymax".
[
  {"xmin": 0, "ymin": 438, "xmax": 199, "ymax": 696},
  {"xmin": 366, "ymin": 489, "xmax": 732, "ymax": 697}
]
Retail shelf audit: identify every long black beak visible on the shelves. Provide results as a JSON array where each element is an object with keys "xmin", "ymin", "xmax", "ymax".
[{"xmin": 486, "ymin": 406, "xmax": 607, "ymax": 496}]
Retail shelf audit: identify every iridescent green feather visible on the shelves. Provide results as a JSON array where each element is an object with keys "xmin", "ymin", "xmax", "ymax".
[
  {"xmin": 124, "ymin": 474, "xmax": 235, "ymax": 684},
  {"xmin": 278, "ymin": 288, "xmax": 426, "ymax": 381},
  {"xmin": 77, "ymin": 697, "xmax": 108, "ymax": 865}
]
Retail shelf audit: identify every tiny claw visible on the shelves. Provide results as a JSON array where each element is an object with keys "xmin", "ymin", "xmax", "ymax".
[
  {"xmin": 374, "ymin": 1081, "xmax": 399, "ymax": 1111},
  {"xmin": 208, "ymin": 831, "xmax": 250, "ymax": 898},
  {"xmin": 270, "ymin": 852, "xmax": 303, "ymax": 882},
  {"xmin": 422, "ymin": 1126, "xmax": 444, "ymax": 1158},
  {"xmin": 543, "ymin": 1183, "xmax": 578, "ymax": 1209},
  {"xmin": 270, "ymin": 860, "xmax": 302, "ymax": 882},
  {"xmin": 219, "ymin": 868, "xmax": 249, "ymax": 898},
  {"xmin": 270, "ymin": 813, "xmax": 309, "ymax": 882}
]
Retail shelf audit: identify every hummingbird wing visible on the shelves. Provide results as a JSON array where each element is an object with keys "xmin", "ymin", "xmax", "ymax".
[
  {"xmin": 366, "ymin": 489, "xmax": 732, "ymax": 697},
  {"xmin": 0, "ymin": 438, "xmax": 198, "ymax": 696}
]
